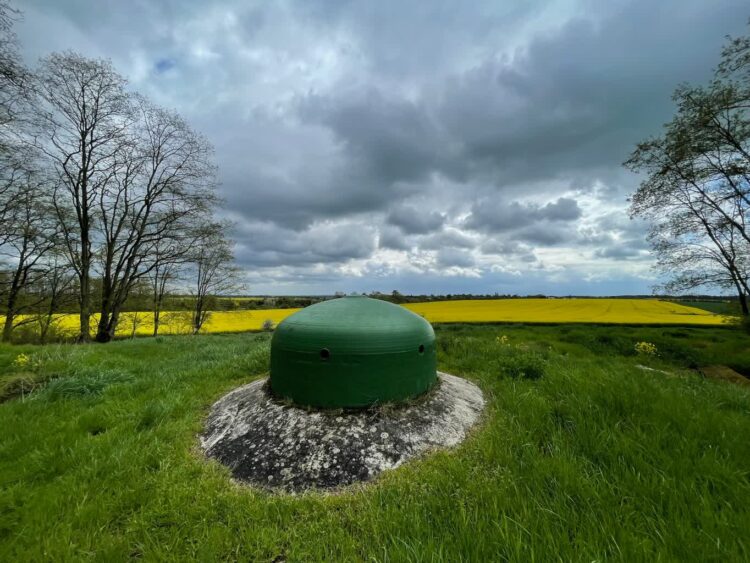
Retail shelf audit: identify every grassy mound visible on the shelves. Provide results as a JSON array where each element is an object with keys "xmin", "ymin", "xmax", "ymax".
[{"xmin": 0, "ymin": 326, "xmax": 748, "ymax": 560}]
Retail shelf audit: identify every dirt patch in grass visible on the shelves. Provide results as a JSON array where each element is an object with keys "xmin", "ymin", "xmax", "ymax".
[{"xmin": 700, "ymin": 365, "xmax": 750, "ymax": 386}]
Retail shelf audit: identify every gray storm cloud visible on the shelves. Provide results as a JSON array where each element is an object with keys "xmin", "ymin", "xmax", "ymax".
[{"xmin": 16, "ymin": 0, "xmax": 750, "ymax": 294}]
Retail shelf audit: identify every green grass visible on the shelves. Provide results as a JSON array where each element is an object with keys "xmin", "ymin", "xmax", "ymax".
[
  {"xmin": 1, "ymin": 325, "xmax": 749, "ymax": 561},
  {"xmin": 669, "ymin": 299, "xmax": 741, "ymax": 316}
]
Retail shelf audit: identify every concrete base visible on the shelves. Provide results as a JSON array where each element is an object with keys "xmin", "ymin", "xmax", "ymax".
[{"xmin": 200, "ymin": 372, "xmax": 485, "ymax": 492}]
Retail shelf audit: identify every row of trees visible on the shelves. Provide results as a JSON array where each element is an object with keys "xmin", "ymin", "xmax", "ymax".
[
  {"xmin": 627, "ymin": 23, "xmax": 750, "ymax": 317},
  {"xmin": 0, "ymin": 3, "xmax": 239, "ymax": 342}
]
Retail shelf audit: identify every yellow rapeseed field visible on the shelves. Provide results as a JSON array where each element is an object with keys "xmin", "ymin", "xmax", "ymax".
[
  {"xmin": 403, "ymin": 298, "xmax": 727, "ymax": 325},
  {"xmin": 9, "ymin": 298, "xmax": 726, "ymax": 338},
  {"xmin": 44, "ymin": 309, "xmax": 301, "ymax": 338}
]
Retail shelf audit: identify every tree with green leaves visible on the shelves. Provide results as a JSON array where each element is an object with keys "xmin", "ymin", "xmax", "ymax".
[{"xmin": 626, "ymin": 23, "xmax": 750, "ymax": 315}]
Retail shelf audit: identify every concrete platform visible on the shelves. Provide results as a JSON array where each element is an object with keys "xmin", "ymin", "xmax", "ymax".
[{"xmin": 200, "ymin": 372, "xmax": 485, "ymax": 492}]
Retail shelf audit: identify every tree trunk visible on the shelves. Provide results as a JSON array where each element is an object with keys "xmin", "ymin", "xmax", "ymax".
[
  {"xmin": 96, "ymin": 297, "xmax": 126, "ymax": 343},
  {"xmin": 1, "ymin": 262, "xmax": 24, "ymax": 342},
  {"xmin": 109, "ymin": 309, "xmax": 121, "ymax": 341},
  {"xmin": 95, "ymin": 314, "xmax": 112, "ymax": 342},
  {"xmin": 40, "ymin": 275, "xmax": 62, "ymax": 344},
  {"xmin": 130, "ymin": 312, "xmax": 138, "ymax": 339},
  {"xmin": 738, "ymin": 291, "xmax": 749, "ymax": 316},
  {"xmin": 153, "ymin": 307, "xmax": 160, "ymax": 337},
  {"xmin": 95, "ymin": 279, "xmax": 113, "ymax": 342},
  {"xmin": 95, "ymin": 303, "xmax": 122, "ymax": 343},
  {"xmin": 39, "ymin": 316, "xmax": 51, "ymax": 343},
  {"xmin": 192, "ymin": 300, "xmax": 204, "ymax": 334},
  {"xmin": 153, "ymin": 280, "xmax": 162, "ymax": 337},
  {"xmin": 77, "ymin": 162, "xmax": 92, "ymax": 343},
  {"xmin": 78, "ymin": 267, "xmax": 91, "ymax": 342},
  {"xmin": 730, "ymin": 275, "xmax": 750, "ymax": 316},
  {"xmin": 1, "ymin": 311, "xmax": 14, "ymax": 342}
]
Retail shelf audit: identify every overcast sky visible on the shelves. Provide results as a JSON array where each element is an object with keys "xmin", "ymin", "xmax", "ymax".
[{"xmin": 15, "ymin": 0, "xmax": 750, "ymax": 295}]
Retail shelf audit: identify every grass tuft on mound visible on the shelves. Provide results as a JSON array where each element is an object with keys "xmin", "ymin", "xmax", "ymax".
[{"xmin": 0, "ymin": 326, "xmax": 749, "ymax": 560}]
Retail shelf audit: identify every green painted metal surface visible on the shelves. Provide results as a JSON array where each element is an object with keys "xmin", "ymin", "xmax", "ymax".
[{"xmin": 270, "ymin": 296, "xmax": 437, "ymax": 409}]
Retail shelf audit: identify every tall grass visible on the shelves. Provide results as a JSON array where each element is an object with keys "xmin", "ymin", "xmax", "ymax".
[{"xmin": 0, "ymin": 326, "xmax": 748, "ymax": 560}]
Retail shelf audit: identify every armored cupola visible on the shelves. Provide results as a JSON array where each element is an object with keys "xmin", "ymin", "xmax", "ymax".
[{"xmin": 270, "ymin": 295, "xmax": 437, "ymax": 409}]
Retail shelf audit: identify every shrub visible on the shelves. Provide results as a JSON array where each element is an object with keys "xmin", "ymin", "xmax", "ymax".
[
  {"xmin": 262, "ymin": 319, "xmax": 275, "ymax": 331},
  {"xmin": 501, "ymin": 351, "xmax": 547, "ymax": 380},
  {"xmin": 490, "ymin": 345, "xmax": 547, "ymax": 380}
]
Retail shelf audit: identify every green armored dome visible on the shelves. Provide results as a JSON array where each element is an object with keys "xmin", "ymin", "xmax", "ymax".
[{"xmin": 270, "ymin": 295, "xmax": 437, "ymax": 409}]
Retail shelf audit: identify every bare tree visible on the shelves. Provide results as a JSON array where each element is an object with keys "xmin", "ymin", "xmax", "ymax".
[
  {"xmin": 33, "ymin": 52, "xmax": 131, "ymax": 341},
  {"xmin": 149, "ymin": 239, "xmax": 181, "ymax": 337},
  {"xmin": 33, "ymin": 255, "xmax": 76, "ymax": 342},
  {"xmin": 92, "ymin": 96, "xmax": 218, "ymax": 342},
  {"xmin": 0, "ymin": 6, "xmax": 81, "ymax": 343},
  {"xmin": 0, "ymin": 171, "xmax": 60, "ymax": 340},
  {"xmin": 33, "ymin": 54, "xmax": 221, "ymax": 342},
  {"xmin": 0, "ymin": 1, "xmax": 30, "ymax": 152},
  {"xmin": 0, "ymin": 2, "xmax": 35, "ymax": 248},
  {"xmin": 190, "ymin": 224, "xmax": 241, "ymax": 334}
]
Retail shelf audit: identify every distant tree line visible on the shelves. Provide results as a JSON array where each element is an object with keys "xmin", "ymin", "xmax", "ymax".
[
  {"xmin": 627, "ymin": 22, "xmax": 750, "ymax": 318},
  {"xmin": 365, "ymin": 291, "xmax": 742, "ymax": 306},
  {"xmin": 0, "ymin": 3, "xmax": 239, "ymax": 343},
  {"xmin": 367, "ymin": 290, "xmax": 553, "ymax": 304}
]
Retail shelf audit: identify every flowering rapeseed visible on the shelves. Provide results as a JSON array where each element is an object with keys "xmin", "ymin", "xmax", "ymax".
[
  {"xmin": 12, "ymin": 354, "xmax": 31, "ymax": 368},
  {"xmin": 1, "ymin": 299, "xmax": 726, "ymax": 339},
  {"xmin": 634, "ymin": 341, "xmax": 658, "ymax": 356}
]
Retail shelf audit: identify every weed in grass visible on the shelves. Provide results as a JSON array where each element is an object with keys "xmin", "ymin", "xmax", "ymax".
[{"xmin": 40, "ymin": 369, "xmax": 133, "ymax": 401}]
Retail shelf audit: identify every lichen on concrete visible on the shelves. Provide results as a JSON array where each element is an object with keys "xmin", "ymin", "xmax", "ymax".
[{"xmin": 200, "ymin": 372, "xmax": 484, "ymax": 492}]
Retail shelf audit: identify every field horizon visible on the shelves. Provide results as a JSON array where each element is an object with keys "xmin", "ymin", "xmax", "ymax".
[{"xmin": 1, "ymin": 298, "xmax": 731, "ymax": 342}]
